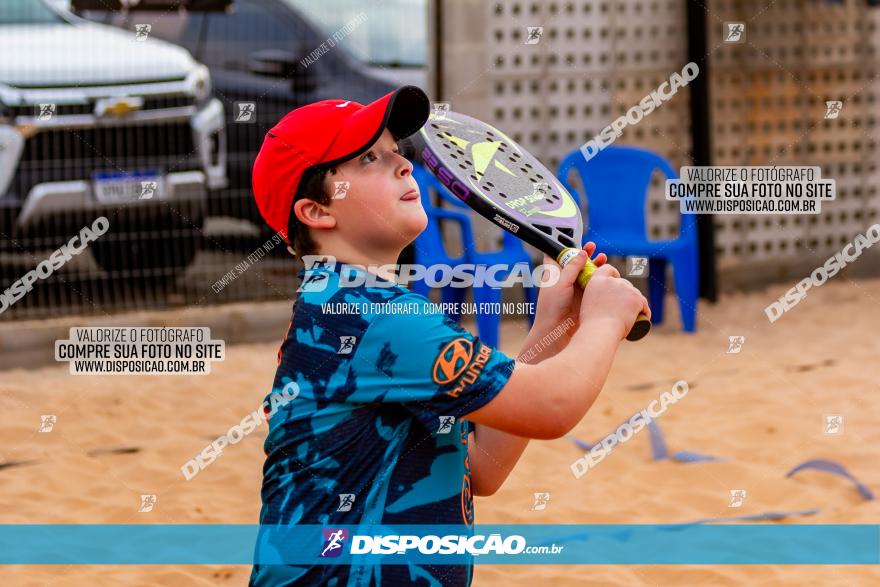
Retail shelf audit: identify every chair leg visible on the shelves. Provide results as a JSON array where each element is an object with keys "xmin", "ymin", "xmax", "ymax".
[
  {"xmin": 441, "ymin": 286, "xmax": 467, "ymax": 323},
  {"xmin": 525, "ymin": 281, "xmax": 538, "ymax": 326},
  {"xmin": 472, "ymin": 286, "xmax": 501, "ymax": 347},
  {"xmin": 671, "ymin": 250, "xmax": 699, "ymax": 333},
  {"xmin": 519, "ymin": 260, "xmax": 538, "ymax": 326},
  {"xmin": 647, "ymin": 258, "xmax": 666, "ymax": 326}
]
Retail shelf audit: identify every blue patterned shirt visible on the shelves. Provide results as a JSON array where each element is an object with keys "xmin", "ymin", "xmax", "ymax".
[{"xmin": 250, "ymin": 261, "xmax": 515, "ymax": 586}]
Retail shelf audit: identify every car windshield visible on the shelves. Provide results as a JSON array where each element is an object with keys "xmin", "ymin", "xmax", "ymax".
[
  {"xmin": 0, "ymin": 0, "xmax": 66, "ymax": 25},
  {"xmin": 283, "ymin": 0, "xmax": 425, "ymax": 67}
]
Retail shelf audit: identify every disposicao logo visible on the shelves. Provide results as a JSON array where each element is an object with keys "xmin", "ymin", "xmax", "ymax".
[{"xmin": 321, "ymin": 528, "xmax": 348, "ymax": 558}]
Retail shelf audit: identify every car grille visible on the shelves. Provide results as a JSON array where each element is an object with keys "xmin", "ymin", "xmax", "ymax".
[
  {"xmin": 10, "ymin": 121, "xmax": 199, "ymax": 199},
  {"xmin": 10, "ymin": 94, "xmax": 195, "ymax": 118}
]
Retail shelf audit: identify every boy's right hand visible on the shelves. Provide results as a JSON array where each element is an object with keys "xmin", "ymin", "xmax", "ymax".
[{"xmin": 579, "ymin": 264, "xmax": 651, "ymax": 340}]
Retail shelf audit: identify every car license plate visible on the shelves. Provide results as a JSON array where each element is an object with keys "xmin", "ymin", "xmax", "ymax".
[{"xmin": 92, "ymin": 170, "xmax": 163, "ymax": 203}]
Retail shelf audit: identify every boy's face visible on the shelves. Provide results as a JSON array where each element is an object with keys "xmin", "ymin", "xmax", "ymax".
[{"xmin": 322, "ymin": 128, "xmax": 426, "ymax": 251}]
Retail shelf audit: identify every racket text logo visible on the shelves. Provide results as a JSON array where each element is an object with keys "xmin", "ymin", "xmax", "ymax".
[
  {"xmin": 493, "ymin": 214, "xmax": 520, "ymax": 233},
  {"xmin": 420, "ymin": 145, "xmax": 471, "ymax": 202}
]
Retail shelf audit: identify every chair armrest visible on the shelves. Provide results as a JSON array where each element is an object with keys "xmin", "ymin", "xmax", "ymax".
[
  {"xmin": 657, "ymin": 160, "xmax": 699, "ymax": 241},
  {"xmin": 556, "ymin": 152, "xmax": 585, "ymax": 209},
  {"xmin": 435, "ymin": 187, "xmax": 473, "ymax": 211}
]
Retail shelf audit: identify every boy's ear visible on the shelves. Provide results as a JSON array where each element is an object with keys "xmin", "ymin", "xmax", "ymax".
[{"xmin": 293, "ymin": 198, "xmax": 337, "ymax": 230}]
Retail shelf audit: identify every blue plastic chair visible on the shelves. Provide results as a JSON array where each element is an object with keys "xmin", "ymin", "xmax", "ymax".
[
  {"xmin": 464, "ymin": 227, "xmax": 538, "ymax": 347},
  {"xmin": 556, "ymin": 145, "xmax": 699, "ymax": 332},
  {"xmin": 411, "ymin": 164, "xmax": 537, "ymax": 346},
  {"xmin": 410, "ymin": 165, "xmax": 472, "ymax": 321}
]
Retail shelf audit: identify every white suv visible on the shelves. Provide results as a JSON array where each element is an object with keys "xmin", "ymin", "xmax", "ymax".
[{"xmin": 0, "ymin": 0, "xmax": 226, "ymax": 281}]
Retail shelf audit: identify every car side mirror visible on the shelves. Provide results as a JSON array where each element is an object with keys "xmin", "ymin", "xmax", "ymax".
[
  {"xmin": 248, "ymin": 49, "xmax": 317, "ymax": 93},
  {"xmin": 248, "ymin": 49, "xmax": 298, "ymax": 77}
]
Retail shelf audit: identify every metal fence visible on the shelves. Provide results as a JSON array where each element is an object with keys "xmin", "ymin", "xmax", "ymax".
[
  {"xmin": 0, "ymin": 0, "xmax": 424, "ymax": 321},
  {"xmin": 7, "ymin": 0, "xmax": 878, "ymax": 322}
]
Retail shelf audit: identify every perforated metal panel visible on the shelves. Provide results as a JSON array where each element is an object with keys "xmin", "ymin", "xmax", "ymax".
[
  {"xmin": 441, "ymin": 0, "xmax": 880, "ymax": 282},
  {"xmin": 709, "ymin": 0, "xmax": 880, "ymax": 267},
  {"xmin": 483, "ymin": 1, "xmax": 690, "ymax": 252}
]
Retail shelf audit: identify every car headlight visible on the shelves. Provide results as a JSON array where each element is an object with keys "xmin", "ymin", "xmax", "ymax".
[{"xmin": 185, "ymin": 65, "xmax": 212, "ymax": 105}]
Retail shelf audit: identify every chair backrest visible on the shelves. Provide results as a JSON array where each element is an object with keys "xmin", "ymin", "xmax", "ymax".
[
  {"xmin": 417, "ymin": 167, "xmax": 529, "ymax": 256},
  {"xmin": 411, "ymin": 164, "xmax": 470, "ymax": 263},
  {"xmin": 558, "ymin": 145, "xmax": 691, "ymax": 239}
]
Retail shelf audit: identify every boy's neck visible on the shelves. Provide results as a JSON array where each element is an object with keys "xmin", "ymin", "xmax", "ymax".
[{"xmin": 317, "ymin": 241, "xmax": 403, "ymax": 282}]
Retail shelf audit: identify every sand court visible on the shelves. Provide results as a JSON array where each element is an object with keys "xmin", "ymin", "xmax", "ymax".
[{"xmin": 1, "ymin": 279, "xmax": 879, "ymax": 585}]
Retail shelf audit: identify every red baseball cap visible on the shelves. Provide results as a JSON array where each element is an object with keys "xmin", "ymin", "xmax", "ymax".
[{"xmin": 252, "ymin": 85, "xmax": 430, "ymax": 244}]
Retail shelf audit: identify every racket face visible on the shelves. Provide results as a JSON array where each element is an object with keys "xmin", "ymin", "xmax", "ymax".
[{"xmin": 417, "ymin": 111, "xmax": 582, "ymax": 255}]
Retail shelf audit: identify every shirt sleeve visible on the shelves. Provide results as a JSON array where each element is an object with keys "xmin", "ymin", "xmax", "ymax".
[{"xmin": 347, "ymin": 293, "xmax": 515, "ymax": 430}]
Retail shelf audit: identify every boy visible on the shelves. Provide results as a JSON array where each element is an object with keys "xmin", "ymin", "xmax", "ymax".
[{"xmin": 249, "ymin": 85, "xmax": 649, "ymax": 586}]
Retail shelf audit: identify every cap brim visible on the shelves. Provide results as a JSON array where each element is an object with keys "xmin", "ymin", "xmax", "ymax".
[{"xmin": 321, "ymin": 85, "xmax": 430, "ymax": 167}]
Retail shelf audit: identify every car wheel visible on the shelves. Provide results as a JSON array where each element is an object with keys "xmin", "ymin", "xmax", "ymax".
[{"xmin": 91, "ymin": 211, "xmax": 203, "ymax": 287}]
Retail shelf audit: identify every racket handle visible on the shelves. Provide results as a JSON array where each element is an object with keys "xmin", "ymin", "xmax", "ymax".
[{"xmin": 556, "ymin": 249, "xmax": 652, "ymax": 342}]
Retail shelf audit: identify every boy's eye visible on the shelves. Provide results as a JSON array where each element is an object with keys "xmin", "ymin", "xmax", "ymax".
[{"xmin": 361, "ymin": 145, "xmax": 399, "ymax": 163}]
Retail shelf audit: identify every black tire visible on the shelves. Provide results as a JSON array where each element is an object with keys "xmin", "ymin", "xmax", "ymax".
[{"xmin": 91, "ymin": 210, "xmax": 203, "ymax": 286}]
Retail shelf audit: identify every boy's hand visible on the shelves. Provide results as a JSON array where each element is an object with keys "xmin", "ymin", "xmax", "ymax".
[
  {"xmin": 579, "ymin": 264, "xmax": 651, "ymax": 340},
  {"xmin": 533, "ymin": 242, "xmax": 608, "ymax": 334}
]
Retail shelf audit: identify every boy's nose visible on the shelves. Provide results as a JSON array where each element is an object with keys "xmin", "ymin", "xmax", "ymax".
[{"xmin": 397, "ymin": 157, "xmax": 413, "ymax": 178}]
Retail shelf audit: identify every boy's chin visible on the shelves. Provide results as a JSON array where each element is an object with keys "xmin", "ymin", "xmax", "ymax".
[{"xmin": 399, "ymin": 208, "xmax": 428, "ymax": 236}]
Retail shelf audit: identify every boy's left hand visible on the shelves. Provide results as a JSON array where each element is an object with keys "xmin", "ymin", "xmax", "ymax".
[{"xmin": 533, "ymin": 241, "xmax": 609, "ymax": 335}]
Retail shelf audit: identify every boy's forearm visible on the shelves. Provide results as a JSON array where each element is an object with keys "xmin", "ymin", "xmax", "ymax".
[
  {"xmin": 536, "ymin": 318, "xmax": 624, "ymax": 433},
  {"xmin": 467, "ymin": 317, "xmax": 574, "ymax": 497},
  {"xmin": 470, "ymin": 317, "xmax": 554, "ymax": 483},
  {"xmin": 469, "ymin": 424, "xmax": 529, "ymax": 496},
  {"xmin": 469, "ymin": 320, "xmax": 621, "ymax": 494},
  {"xmin": 517, "ymin": 314, "xmax": 576, "ymax": 364}
]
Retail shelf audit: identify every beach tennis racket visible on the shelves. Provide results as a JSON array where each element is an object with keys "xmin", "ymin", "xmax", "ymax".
[{"xmin": 411, "ymin": 110, "xmax": 651, "ymax": 341}]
